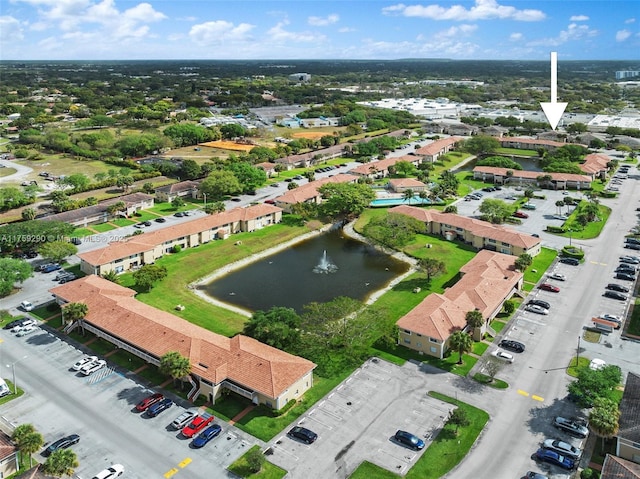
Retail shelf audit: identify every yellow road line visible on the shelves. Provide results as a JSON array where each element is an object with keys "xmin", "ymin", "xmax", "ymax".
[
  {"xmin": 164, "ymin": 468, "xmax": 179, "ymax": 478},
  {"xmin": 532, "ymin": 395, "xmax": 544, "ymax": 402},
  {"xmin": 179, "ymin": 458, "xmax": 192, "ymax": 468},
  {"xmin": 517, "ymin": 389, "xmax": 530, "ymax": 397}
]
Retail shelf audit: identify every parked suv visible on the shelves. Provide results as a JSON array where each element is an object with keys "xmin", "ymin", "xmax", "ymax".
[
  {"xmin": 553, "ymin": 417, "xmax": 588, "ymax": 438},
  {"xmin": 559, "ymin": 257, "xmax": 579, "ymax": 266},
  {"xmin": 606, "ymin": 283, "xmax": 630, "ymax": 293},
  {"xmin": 287, "ymin": 426, "xmax": 318, "ymax": 444}
]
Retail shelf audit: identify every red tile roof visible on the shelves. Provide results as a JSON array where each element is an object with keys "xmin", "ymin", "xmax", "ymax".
[
  {"xmin": 397, "ymin": 250, "xmax": 522, "ymax": 340},
  {"xmin": 50, "ymin": 276, "xmax": 315, "ymax": 399},
  {"xmin": 78, "ymin": 204, "xmax": 282, "ymax": 267},
  {"xmin": 389, "ymin": 205, "xmax": 541, "ymax": 250},
  {"xmin": 0, "ymin": 432, "xmax": 16, "ymax": 460},
  {"xmin": 349, "ymin": 156, "xmax": 418, "ymax": 175},
  {"xmin": 387, "ymin": 178, "xmax": 426, "ymax": 188},
  {"xmin": 473, "ymin": 166, "xmax": 592, "ymax": 183},
  {"xmin": 580, "ymin": 153, "xmax": 610, "ymax": 174},
  {"xmin": 275, "ymin": 173, "xmax": 357, "ymax": 204},
  {"xmin": 415, "ymin": 137, "xmax": 462, "ymax": 156}
]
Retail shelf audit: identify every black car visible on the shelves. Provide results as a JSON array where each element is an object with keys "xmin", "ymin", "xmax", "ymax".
[
  {"xmin": 624, "ymin": 237, "xmax": 640, "ymax": 245},
  {"xmin": 287, "ymin": 426, "xmax": 318, "ymax": 444},
  {"xmin": 143, "ymin": 221, "xmax": 152, "ymax": 227},
  {"xmin": 43, "ymin": 434, "xmax": 80, "ymax": 456},
  {"xmin": 625, "ymin": 243, "xmax": 640, "ymax": 251},
  {"xmin": 70, "ymin": 237, "xmax": 82, "ymax": 245},
  {"xmin": 604, "ymin": 290, "xmax": 628, "ymax": 300},
  {"xmin": 606, "ymin": 283, "xmax": 630, "ymax": 293},
  {"xmin": 528, "ymin": 299, "xmax": 551, "ymax": 310},
  {"xmin": 499, "ymin": 339, "xmax": 525, "ymax": 353},
  {"xmin": 155, "ymin": 217, "xmax": 166, "ymax": 223},
  {"xmin": 147, "ymin": 398, "xmax": 173, "ymax": 417},
  {"xmin": 559, "ymin": 257, "xmax": 580, "ymax": 265},
  {"xmin": 3, "ymin": 317, "xmax": 31, "ymax": 330},
  {"xmin": 615, "ymin": 273, "xmax": 635, "ymax": 282},
  {"xmin": 22, "ymin": 250, "xmax": 38, "ymax": 259},
  {"xmin": 174, "ymin": 212, "xmax": 184, "ymax": 217}
]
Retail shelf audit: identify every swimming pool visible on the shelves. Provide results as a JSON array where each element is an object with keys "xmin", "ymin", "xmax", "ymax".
[{"xmin": 370, "ymin": 196, "xmax": 436, "ymax": 207}]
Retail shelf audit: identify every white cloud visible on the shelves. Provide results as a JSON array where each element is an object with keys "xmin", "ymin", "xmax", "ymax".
[
  {"xmin": 382, "ymin": 0, "xmax": 545, "ymax": 22},
  {"xmin": 189, "ymin": 20, "xmax": 255, "ymax": 46},
  {"xmin": 308, "ymin": 14, "xmax": 339, "ymax": 26},
  {"xmin": 338, "ymin": 27, "xmax": 356, "ymax": 33},
  {"xmin": 509, "ymin": 32, "xmax": 523, "ymax": 41},
  {"xmin": 266, "ymin": 19, "xmax": 327, "ymax": 43},
  {"xmin": 437, "ymin": 24, "xmax": 478, "ymax": 38},
  {"xmin": 616, "ymin": 29, "xmax": 632, "ymax": 42},
  {"xmin": 569, "ymin": 15, "xmax": 589, "ymax": 21},
  {"xmin": 528, "ymin": 22, "xmax": 598, "ymax": 47},
  {"xmin": 0, "ymin": 16, "xmax": 25, "ymax": 42},
  {"xmin": 625, "ymin": 18, "xmax": 636, "ymax": 24}
]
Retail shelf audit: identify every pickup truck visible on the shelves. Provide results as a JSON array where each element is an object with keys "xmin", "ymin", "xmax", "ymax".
[{"xmin": 181, "ymin": 412, "xmax": 215, "ymax": 438}]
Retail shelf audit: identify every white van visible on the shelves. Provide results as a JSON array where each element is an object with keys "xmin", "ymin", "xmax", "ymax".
[{"xmin": 0, "ymin": 378, "xmax": 11, "ymax": 398}]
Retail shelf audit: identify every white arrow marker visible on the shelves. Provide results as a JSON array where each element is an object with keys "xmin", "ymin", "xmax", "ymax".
[{"xmin": 540, "ymin": 51, "xmax": 568, "ymax": 130}]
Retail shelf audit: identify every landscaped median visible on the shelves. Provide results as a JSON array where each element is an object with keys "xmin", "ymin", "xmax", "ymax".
[{"xmin": 348, "ymin": 392, "xmax": 489, "ymax": 479}]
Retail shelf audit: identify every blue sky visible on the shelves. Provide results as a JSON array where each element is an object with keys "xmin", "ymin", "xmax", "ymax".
[{"xmin": 0, "ymin": 0, "xmax": 638, "ymax": 61}]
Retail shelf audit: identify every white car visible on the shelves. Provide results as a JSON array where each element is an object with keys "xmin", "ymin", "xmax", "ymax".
[
  {"xmin": 19, "ymin": 301, "xmax": 34, "ymax": 312},
  {"xmin": 598, "ymin": 314, "xmax": 622, "ymax": 325},
  {"xmin": 72, "ymin": 355, "xmax": 98, "ymax": 371},
  {"xmin": 491, "ymin": 349, "xmax": 514, "ymax": 363},
  {"xmin": 553, "ymin": 215, "xmax": 568, "ymax": 220},
  {"xmin": 91, "ymin": 464, "xmax": 124, "ymax": 479},
  {"xmin": 16, "ymin": 325, "xmax": 37, "ymax": 337},
  {"xmin": 80, "ymin": 359, "xmax": 106, "ymax": 376},
  {"xmin": 12, "ymin": 319, "xmax": 35, "ymax": 333},
  {"xmin": 525, "ymin": 304, "xmax": 549, "ymax": 315},
  {"xmin": 548, "ymin": 273, "xmax": 566, "ymax": 281}
]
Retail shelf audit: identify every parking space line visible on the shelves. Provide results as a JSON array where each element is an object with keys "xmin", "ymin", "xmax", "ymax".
[
  {"xmin": 270, "ymin": 441, "xmax": 300, "ymax": 461},
  {"xmin": 178, "ymin": 457, "xmax": 191, "ymax": 468},
  {"xmin": 164, "ymin": 468, "xmax": 178, "ymax": 478},
  {"xmin": 517, "ymin": 389, "xmax": 530, "ymax": 397}
]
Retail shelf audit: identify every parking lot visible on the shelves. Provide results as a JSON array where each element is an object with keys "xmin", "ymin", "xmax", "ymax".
[
  {"xmin": 1, "ymin": 326, "xmax": 256, "ymax": 479},
  {"xmin": 266, "ymin": 358, "xmax": 454, "ymax": 478}
]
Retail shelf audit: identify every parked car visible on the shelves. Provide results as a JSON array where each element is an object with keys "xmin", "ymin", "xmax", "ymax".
[
  {"xmin": 155, "ymin": 217, "xmax": 166, "ymax": 223},
  {"xmin": 620, "ymin": 256, "xmax": 640, "ymax": 264},
  {"xmin": 534, "ymin": 448, "xmax": 575, "ymax": 470},
  {"xmin": 616, "ymin": 263, "xmax": 636, "ymax": 272},
  {"xmin": 143, "ymin": 221, "xmax": 152, "ymax": 226},
  {"xmin": 539, "ymin": 283, "xmax": 560, "ymax": 293},
  {"xmin": 147, "ymin": 398, "xmax": 173, "ymax": 417},
  {"xmin": 43, "ymin": 434, "xmax": 80, "ymax": 457},
  {"xmin": 174, "ymin": 212, "xmax": 184, "ymax": 217},
  {"xmin": 40, "ymin": 263, "xmax": 61, "ymax": 273},
  {"xmin": 552, "ymin": 215, "xmax": 568, "ymax": 221},
  {"xmin": 134, "ymin": 223, "xmax": 146, "ymax": 228},
  {"xmin": 527, "ymin": 299, "xmax": 551, "ymax": 310},
  {"xmin": 624, "ymin": 237, "xmax": 640, "ymax": 245},
  {"xmin": 604, "ymin": 290, "xmax": 628, "ymax": 300},
  {"xmin": 542, "ymin": 439, "xmax": 582, "ymax": 460},
  {"xmin": 614, "ymin": 273, "xmax": 635, "ymax": 282},
  {"xmin": 80, "ymin": 359, "xmax": 106, "ymax": 376},
  {"xmin": 393, "ymin": 430, "xmax": 425, "ymax": 450},
  {"xmin": 522, "ymin": 472, "xmax": 548, "ymax": 479},
  {"xmin": 72, "ymin": 355, "xmax": 98, "ymax": 371},
  {"xmin": 70, "ymin": 237, "xmax": 82, "ymax": 245},
  {"xmin": 91, "ymin": 464, "xmax": 124, "ymax": 479},
  {"xmin": 171, "ymin": 410, "xmax": 198, "ymax": 430},
  {"xmin": 553, "ymin": 417, "xmax": 589, "ymax": 438},
  {"xmin": 181, "ymin": 413, "xmax": 215, "ymax": 438},
  {"xmin": 4, "ymin": 317, "xmax": 32, "ymax": 330},
  {"xmin": 559, "ymin": 257, "xmax": 580, "ymax": 265},
  {"xmin": 264, "ymin": 199, "xmax": 276, "ymax": 205},
  {"xmin": 11, "ymin": 318, "xmax": 35, "ymax": 333},
  {"xmin": 498, "ymin": 339, "xmax": 525, "ymax": 353},
  {"xmin": 525, "ymin": 304, "xmax": 549, "ymax": 315},
  {"xmin": 55, "ymin": 271, "xmax": 74, "ymax": 281},
  {"xmin": 522, "ymin": 203, "xmax": 536, "ymax": 210},
  {"xmin": 491, "ymin": 349, "xmax": 514, "ymax": 363},
  {"xmin": 606, "ymin": 283, "xmax": 630, "ymax": 293},
  {"xmin": 548, "ymin": 273, "xmax": 566, "ymax": 281},
  {"xmin": 135, "ymin": 392, "xmax": 164, "ymax": 412},
  {"xmin": 513, "ymin": 211, "xmax": 529, "ymax": 219},
  {"xmin": 16, "ymin": 325, "xmax": 37, "ymax": 337},
  {"xmin": 19, "ymin": 300, "xmax": 34, "ymax": 312},
  {"xmin": 625, "ymin": 243, "xmax": 640, "ymax": 251},
  {"xmin": 287, "ymin": 426, "xmax": 318, "ymax": 444},
  {"xmin": 191, "ymin": 424, "xmax": 222, "ymax": 448},
  {"xmin": 598, "ymin": 314, "xmax": 622, "ymax": 326},
  {"xmin": 59, "ymin": 274, "xmax": 77, "ymax": 284}
]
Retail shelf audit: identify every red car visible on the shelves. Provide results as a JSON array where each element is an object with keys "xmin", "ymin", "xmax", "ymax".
[
  {"xmin": 135, "ymin": 393, "xmax": 164, "ymax": 412},
  {"xmin": 264, "ymin": 199, "xmax": 276, "ymax": 205},
  {"xmin": 513, "ymin": 211, "xmax": 529, "ymax": 219},
  {"xmin": 539, "ymin": 283, "xmax": 560, "ymax": 293},
  {"xmin": 181, "ymin": 413, "xmax": 215, "ymax": 438}
]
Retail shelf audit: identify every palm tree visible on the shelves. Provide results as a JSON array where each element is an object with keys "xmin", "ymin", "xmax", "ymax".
[
  {"xmin": 159, "ymin": 351, "xmax": 192, "ymax": 387},
  {"xmin": 12, "ymin": 424, "xmax": 35, "ymax": 447},
  {"xmin": 465, "ymin": 310, "xmax": 484, "ymax": 329},
  {"xmin": 403, "ymin": 188, "xmax": 415, "ymax": 205},
  {"xmin": 448, "ymin": 330, "xmax": 473, "ymax": 364},
  {"xmin": 62, "ymin": 302, "xmax": 88, "ymax": 326},
  {"xmin": 43, "ymin": 448, "xmax": 79, "ymax": 477},
  {"xmin": 101, "ymin": 270, "xmax": 120, "ymax": 284},
  {"xmin": 555, "ymin": 200, "xmax": 565, "ymax": 215},
  {"xmin": 20, "ymin": 431, "xmax": 43, "ymax": 466},
  {"xmin": 589, "ymin": 397, "xmax": 620, "ymax": 448}
]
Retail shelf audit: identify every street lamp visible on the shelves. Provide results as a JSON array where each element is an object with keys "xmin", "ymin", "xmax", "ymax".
[
  {"xmin": 202, "ymin": 193, "xmax": 207, "ymax": 209},
  {"xmin": 576, "ymin": 335, "xmax": 581, "ymax": 367},
  {"xmin": 568, "ymin": 229, "xmax": 573, "ymax": 247},
  {"xmin": 7, "ymin": 356, "xmax": 28, "ymax": 395}
]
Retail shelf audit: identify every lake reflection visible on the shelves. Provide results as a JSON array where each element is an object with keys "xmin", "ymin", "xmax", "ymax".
[{"xmin": 200, "ymin": 229, "xmax": 409, "ymax": 313}]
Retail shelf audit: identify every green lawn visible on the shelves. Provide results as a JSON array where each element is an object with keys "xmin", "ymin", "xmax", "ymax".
[
  {"xmin": 348, "ymin": 392, "xmax": 489, "ymax": 479},
  {"xmin": 227, "ymin": 446, "xmax": 287, "ymax": 479},
  {"xmin": 91, "ymin": 223, "xmax": 117, "ymax": 233},
  {"xmin": 107, "ymin": 350, "xmax": 147, "ymax": 371},
  {"xmin": 472, "ymin": 341, "xmax": 489, "ymax": 356},
  {"xmin": 558, "ymin": 203, "xmax": 611, "ymax": 240},
  {"xmin": 628, "ymin": 297, "xmax": 640, "ymax": 336},
  {"xmin": 495, "ymin": 147, "xmax": 539, "ymax": 156},
  {"xmin": 0, "ymin": 380, "xmax": 24, "ymax": 406},
  {"xmin": 112, "ymin": 218, "xmax": 136, "ymax": 227},
  {"xmin": 72, "ymin": 227, "xmax": 94, "ymax": 237},
  {"xmin": 473, "ymin": 373, "xmax": 509, "ymax": 389},
  {"xmin": 567, "ymin": 356, "xmax": 591, "ymax": 377}
]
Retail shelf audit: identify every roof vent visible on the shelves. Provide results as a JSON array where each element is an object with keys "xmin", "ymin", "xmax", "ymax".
[{"xmin": 198, "ymin": 363, "xmax": 208, "ymax": 369}]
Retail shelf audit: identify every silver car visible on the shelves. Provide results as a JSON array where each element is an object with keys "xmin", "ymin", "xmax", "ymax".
[
  {"xmin": 542, "ymin": 439, "xmax": 582, "ymax": 460},
  {"xmin": 525, "ymin": 304, "xmax": 549, "ymax": 315}
]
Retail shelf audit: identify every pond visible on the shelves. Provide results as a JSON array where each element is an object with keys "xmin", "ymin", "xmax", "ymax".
[{"xmin": 199, "ymin": 229, "xmax": 410, "ymax": 313}]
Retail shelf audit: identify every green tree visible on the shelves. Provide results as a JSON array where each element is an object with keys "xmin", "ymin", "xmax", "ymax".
[
  {"xmin": 443, "ymin": 205, "xmax": 458, "ymax": 214},
  {"xmin": 567, "ymin": 364, "xmax": 622, "ymax": 408},
  {"xmin": 502, "ymin": 300, "xmax": 516, "ymax": 315},
  {"xmin": 62, "ymin": 302, "xmax": 88, "ymax": 325},
  {"xmin": 0, "ymin": 258, "xmax": 33, "ymax": 297},
  {"xmin": 0, "ymin": 220, "xmax": 74, "ymax": 253},
  {"xmin": 116, "ymin": 175, "xmax": 133, "ymax": 192},
  {"xmin": 555, "ymin": 200, "xmax": 565, "ymax": 215},
  {"xmin": 478, "ymin": 198, "xmax": 513, "ymax": 223},
  {"xmin": 394, "ymin": 160, "xmax": 416, "ymax": 177},
  {"xmin": 243, "ymin": 307, "xmax": 301, "ymax": 350},
  {"xmin": 43, "ymin": 448, "xmax": 79, "ymax": 477},
  {"xmin": 21, "ymin": 207, "xmax": 37, "ymax": 221},
  {"xmin": 416, "ymin": 258, "xmax": 446, "ymax": 281},
  {"xmin": 61, "ymin": 173, "xmax": 91, "ymax": 192},
  {"xmin": 12, "ymin": 424, "xmax": 42, "ymax": 467},
  {"xmin": 106, "ymin": 201, "xmax": 126, "ymax": 218},
  {"xmin": 228, "ymin": 162, "xmax": 267, "ymax": 193},
  {"xmin": 589, "ymin": 397, "xmax": 620, "ymax": 449},
  {"xmin": 514, "ymin": 253, "xmax": 533, "ymax": 272},
  {"xmin": 448, "ymin": 407, "xmax": 470, "ymax": 436},
  {"xmin": 462, "ymin": 135, "xmax": 500, "ymax": 155},
  {"xmin": 38, "ymin": 241, "xmax": 78, "ymax": 263},
  {"xmin": 484, "ymin": 356, "xmax": 503, "ymax": 383},
  {"xmin": 133, "ymin": 264, "xmax": 168, "ymax": 292},
  {"xmin": 402, "ymin": 188, "xmax": 415, "ymax": 205},
  {"xmin": 11, "ymin": 424, "xmax": 35, "ymax": 447},
  {"xmin": 465, "ymin": 309, "xmax": 484, "ymax": 329},
  {"xmin": 159, "ymin": 351, "xmax": 192, "ymax": 384},
  {"xmin": 437, "ymin": 170, "xmax": 460, "ymax": 197},
  {"xmin": 448, "ymin": 330, "xmax": 473, "ymax": 364},
  {"xmin": 171, "ymin": 197, "xmax": 186, "ymax": 209},
  {"xmin": 204, "ymin": 201, "xmax": 226, "ymax": 214},
  {"xmin": 363, "ymin": 212, "xmax": 426, "ymax": 249},
  {"xmin": 220, "ymin": 123, "xmax": 246, "ymax": 139},
  {"xmin": 179, "ymin": 159, "xmax": 202, "ymax": 180},
  {"xmin": 245, "ymin": 447, "xmax": 265, "ymax": 474},
  {"xmin": 199, "ymin": 170, "xmax": 241, "ymax": 199},
  {"xmin": 318, "ymin": 182, "xmax": 376, "ymax": 220}
]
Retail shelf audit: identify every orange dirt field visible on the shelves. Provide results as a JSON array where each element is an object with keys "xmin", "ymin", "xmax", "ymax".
[
  {"xmin": 199, "ymin": 140, "xmax": 256, "ymax": 152},
  {"xmin": 290, "ymin": 131, "xmax": 331, "ymax": 140}
]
